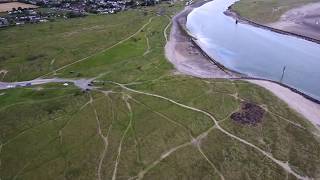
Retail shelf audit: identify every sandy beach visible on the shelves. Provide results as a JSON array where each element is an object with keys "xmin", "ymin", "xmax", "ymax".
[
  {"xmin": 225, "ymin": 2, "xmax": 320, "ymax": 44},
  {"xmin": 269, "ymin": 2, "xmax": 320, "ymax": 41},
  {"xmin": 249, "ymin": 80, "xmax": 320, "ymax": 130},
  {"xmin": 165, "ymin": 1, "xmax": 234, "ymax": 79},
  {"xmin": 165, "ymin": 1, "xmax": 320, "ymax": 129}
]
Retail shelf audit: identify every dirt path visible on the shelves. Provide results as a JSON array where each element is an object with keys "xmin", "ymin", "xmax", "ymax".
[
  {"xmin": 0, "ymin": 70, "xmax": 8, "ymax": 81},
  {"xmin": 131, "ymin": 123, "xmax": 221, "ymax": 180},
  {"xmin": 108, "ymin": 81, "xmax": 308, "ymax": 180},
  {"xmin": 248, "ymin": 80, "xmax": 320, "ymax": 132},
  {"xmin": 133, "ymin": 142, "xmax": 191, "ymax": 180},
  {"xmin": 227, "ymin": 88, "xmax": 309, "ymax": 130},
  {"xmin": 90, "ymin": 95, "xmax": 113, "ymax": 180},
  {"xmin": 37, "ymin": 17, "xmax": 155, "ymax": 79},
  {"xmin": 111, "ymin": 94, "xmax": 133, "ymax": 180},
  {"xmin": 130, "ymin": 97, "xmax": 192, "ymax": 138},
  {"xmin": 197, "ymin": 144, "xmax": 225, "ymax": 180},
  {"xmin": 163, "ymin": 16, "xmax": 172, "ymax": 42},
  {"xmin": 143, "ymin": 29, "xmax": 151, "ymax": 56},
  {"xmin": 165, "ymin": 2, "xmax": 320, "ymax": 134}
]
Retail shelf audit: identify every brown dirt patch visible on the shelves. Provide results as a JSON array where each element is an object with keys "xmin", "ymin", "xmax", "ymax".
[{"xmin": 231, "ymin": 102, "xmax": 265, "ymax": 126}]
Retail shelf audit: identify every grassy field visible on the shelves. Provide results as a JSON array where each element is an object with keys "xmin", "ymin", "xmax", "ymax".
[
  {"xmin": 0, "ymin": 1, "xmax": 320, "ymax": 180},
  {"xmin": 0, "ymin": 10, "xmax": 153, "ymax": 81},
  {"xmin": 232, "ymin": 0, "xmax": 320, "ymax": 23}
]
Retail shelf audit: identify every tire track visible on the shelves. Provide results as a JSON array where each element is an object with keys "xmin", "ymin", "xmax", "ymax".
[
  {"xmin": 197, "ymin": 144, "xmax": 225, "ymax": 180},
  {"xmin": 106, "ymin": 81, "xmax": 309, "ymax": 180},
  {"xmin": 111, "ymin": 94, "xmax": 133, "ymax": 180},
  {"xmin": 164, "ymin": 15, "xmax": 172, "ymax": 42},
  {"xmin": 38, "ymin": 17, "xmax": 155, "ymax": 79},
  {"xmin": 90, "ymin": 94, "xmax": 113, "ymax": 180}
]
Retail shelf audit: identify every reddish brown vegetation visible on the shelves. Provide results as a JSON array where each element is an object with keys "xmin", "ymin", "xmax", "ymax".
[{"xmin": 231, "ymin": 102, "xmax": 265, "ymax": 125}]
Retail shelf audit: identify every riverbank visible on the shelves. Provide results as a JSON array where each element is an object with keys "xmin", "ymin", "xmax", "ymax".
[
  {"xmin": 165, "ymin": 0, "xmax": 320, "ymax": 128},
  {"xmin": 225, "ymin": 6, "xmax": 320, "ymax": 45},
  {"xmin": 249, "ymin": 80, "xmax": 320, "ymax": 131},
  {"xmin": 165, "ymin": 0, "xmax": 235, "ymax": 78},
  {"xmin": 269, "ymin": 2, "xmax": 320, "ymax": 42}
]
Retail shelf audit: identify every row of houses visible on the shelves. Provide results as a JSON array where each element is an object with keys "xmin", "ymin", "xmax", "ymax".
[
  {"xmin": 51, "ymin": 0, "xmax": 125, "ymax": 14},
  {"xmin": 0, "ymin": 0, "xmax": 174, "ymax": 28},
  {"xmin": 1, "ymin": 8, "xmax": 49, "ymax": 27}
]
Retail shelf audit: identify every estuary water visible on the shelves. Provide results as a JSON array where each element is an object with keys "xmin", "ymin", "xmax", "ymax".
[{"xmin": 186, "ymin": 0, "xmax": 320, "ymax": 100}]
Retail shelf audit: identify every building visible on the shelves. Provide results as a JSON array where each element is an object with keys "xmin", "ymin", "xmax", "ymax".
[{"xmin": 0, "ymin": 17, "xmax": 9, "ymax": 27}]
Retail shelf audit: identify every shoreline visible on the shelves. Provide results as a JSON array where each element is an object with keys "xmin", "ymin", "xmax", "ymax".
[
  {"xmin": 164, "ymin": 1, "xmax": 234, "ymax": 79},
  {"xmin": 224, "ymin": 7, "xmax": 320, "ymax": 45},
  {"xmin": 176, "ymin": 0, "xmax": 320, "ymax": 105},
  {"xmin": 165, "ymin": 0, "xmax": 320, "ymax": 128}
]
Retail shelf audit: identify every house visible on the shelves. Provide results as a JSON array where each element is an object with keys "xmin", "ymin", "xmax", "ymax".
[{"xmin": 0, "ymin": 17, "xmax": 9, "ymax": 27}]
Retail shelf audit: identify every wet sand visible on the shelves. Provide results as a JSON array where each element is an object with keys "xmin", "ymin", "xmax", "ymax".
[
  {"xmin": 165, "ymin": 1, "xmax": 235, "ymax": 78},
  {"xmin": 226, "ymin": 2, "xmax": 320, "ymax": 43},
  {"xmin": 270, "ymin": 2, "xmax": 320, "ymax": 41}
]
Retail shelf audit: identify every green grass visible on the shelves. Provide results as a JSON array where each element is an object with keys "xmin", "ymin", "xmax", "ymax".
[
  {"xmin": 0, "ymin": 10, "xmax": 153, "ymax": 81},
  {"xmin": 232, "ymin": 0, "xmax": 320, "ymax": 23},
  {"xmin": 0, "ymin": 1, "xmax": 320, "ymax": 180}
]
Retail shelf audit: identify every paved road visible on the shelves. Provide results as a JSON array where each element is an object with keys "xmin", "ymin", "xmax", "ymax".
[{"xmin": 0, "ymin": 78, "xmax": 94, "ymax": 90}]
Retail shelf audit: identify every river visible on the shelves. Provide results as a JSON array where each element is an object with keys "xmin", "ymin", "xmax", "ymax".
[{"xmin": 186, "ymin": 0, "xmax": 320, "ymax": 100}]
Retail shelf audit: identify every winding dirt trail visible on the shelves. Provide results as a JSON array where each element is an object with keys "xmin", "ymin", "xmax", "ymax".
[
  {"xmin": 107, "ymin": 81, "xmax": 308, "ymax": 180},
  {"xmin": 131, "ymin": 124, "xmax": 220, "ymax": 179},
  {"xmin": 111, "ymin": 94, "xmax": 133, "ymax": 180},
  {"xmin": 248, "ymin": 80, "xmax": 320, "ymax": 131},
  {"xmin": 197, "ymin": 144, "xmax": 225, "ymax": 180},
  {"xmin": 38, "ymin": 17, "xmax": 155, "ymax": 79},
  {"xmin": 130, "ymin": 97, "xmax": 193, "ymax": 138},
  {"xmin": 134, "ymin": 142, "xmax": 191, "ymax": 180},
  {"xmin": 143, "ymin": 33, "xmax": 151, "ymax": 56},
  {"xmin": 165, "ymin": 3, "xmax": 320, "ymax": 132},
  {"xmin": 90, "ymin": 94, "xmax": 113, "ymax": 180},
  {"xmin": 228, "ymin": 88, "xmax": 308, "ymax": 130},
  {"xmin": 163, "ymin": 15, "xmax": 172, "ymax": 42}
]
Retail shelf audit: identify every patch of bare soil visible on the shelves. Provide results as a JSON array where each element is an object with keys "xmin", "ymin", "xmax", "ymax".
[
  {"xmin": 231, "ymin": 102, "xmax": 265, "ymax": 126},
  {"xmin": 249, "ymin": 80, "xmax": 320, "ymax": 130}
]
